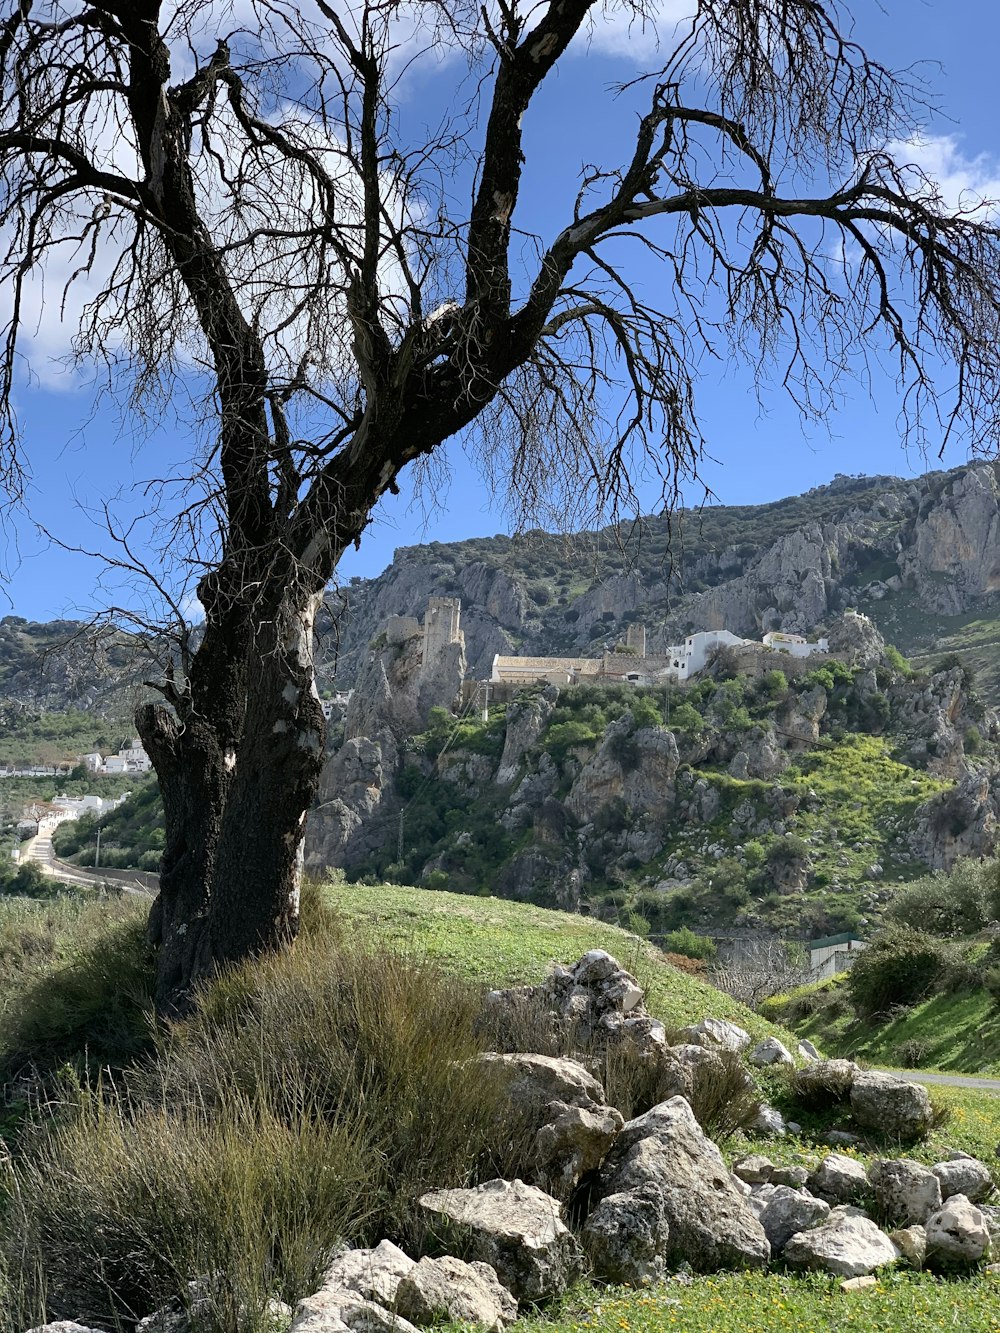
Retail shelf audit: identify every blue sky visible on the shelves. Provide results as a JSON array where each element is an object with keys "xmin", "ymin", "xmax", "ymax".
[{"xmin": 4, "ymin": 0, "xmax": 1000, "ymax": 621}]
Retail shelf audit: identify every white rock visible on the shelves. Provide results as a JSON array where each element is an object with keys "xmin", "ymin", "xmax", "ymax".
[
  {"xmin": 693, "ymin": 1017, "xmax": 751, "ymax": 1052},
  {"xmin": 808, "ymin": 1154, "xmax": 869, "ymax": 1204},
  {"xmin": 932, "ymin": 1156, "xmax": 994, "ymax": 1204},
  {"xmin": 798, "ymin": 1040, "xmax": 821, "ymax": 1062},
  {"xmin": 395, "ymin": 1256, "xmax": 517, "ymax": 1331},
  {"xmin": 925, "ymin": 1194, "xmax": 992, "ymax": 1268},
  {"xmin": 868, "ymin": 1159, "xmax": 942, "ymax": 1226},
  {"xmin": 783, "ymin": 1206, "xmax": 900, "ymax": 1278},
  {"xmin": 890, "ymin": 1225, "xmax": 927, "ymax": 1268},
  {"xmin": 320, "ymin": 1241, "xmax": 415, "ymax": 1306},
  {"xmin": 749, "ymin": 1037, "xmax": 795, "ymax": 1067},
  {"xmin": 25, "ymin": 1326, "xmax": 106, "ymax": 1333},
  {"xmin": 418, "ymin": 1178, "xmax": 582, "ymax": 1301},
  {"xmin": 292, "ymin": 1293, "xmax": 420, "ymax": 1333},
  {"xmin": 733, "ymin": 1155, "xmax": 775, "ymax": 1185},
  {"xmin": 750, "ymin": 1103, "xmax": 787, "ymax": 1137}
]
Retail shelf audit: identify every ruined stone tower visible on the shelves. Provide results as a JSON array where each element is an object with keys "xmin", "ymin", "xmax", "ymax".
[
  {"xmin": 421, "ymin": 597, "xmax": 463, "ymax": 676},
  {"xmin": 625, "ymin": 623, "xmax": 647, "ymax": 657}
]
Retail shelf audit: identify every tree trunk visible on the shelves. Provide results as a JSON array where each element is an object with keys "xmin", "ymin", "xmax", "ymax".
[{"xmin": 138, "ymin": 588, "xmax": 326, "ymax": 1016}]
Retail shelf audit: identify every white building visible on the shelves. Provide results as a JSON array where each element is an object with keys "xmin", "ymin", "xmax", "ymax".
[
  {"xmin": 103, "ymin": 755, "xmax": 127, "ymax": 774},
  {"xmin": 762, "ymin": 631, "xmax": 830, "ymax": 658},
  {"xmin": 661, "ymin": 629, "xmax": 753, "ymax": 682},
  {"xmin": 808, "ymin": 932, "xmax": 867, "ymax": 981},
  {"xmin": 82, "ymin": 752, "xmax": 103, "ymax": 772}
]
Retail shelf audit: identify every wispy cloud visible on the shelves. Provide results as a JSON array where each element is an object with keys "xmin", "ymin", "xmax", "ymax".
[{"xmin": 888, "ymin": 134, "xmax": 1000, "ymax": 220}]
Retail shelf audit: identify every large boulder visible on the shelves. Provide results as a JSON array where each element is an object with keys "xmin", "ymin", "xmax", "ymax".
[
  {"xmin": 868, "ymin": 1159, "xmax": 942, "ymax": 1226},
  {"xmin": 783, "ymin": 1206, "xmax": 900, "ymax": 1278},
  {"xmin": 751, "ymin": 1185, "xmax": 830, "ymax": 1253},
  {"xmin": 925, "ymin": 1194, "xmax": 992, "ymax": 1268},
  {"xmin": 689, "ymin": 1017, "xmax": 751, "ymax": 1053},
  {"xmin": 320, "ymin": 1241, "xmax": 415, "ymax": 1306},
  {"xmin": 476, "ymin": 1053, "xmax": 608, "ymax": 1114},
  {"xmin": 395, "ymin": 1256, "xmax": 517, "ymax": 1331},
  {"xmin": 597, "ymin": 1097, "xmax": 770, "ymax": 1272},
  {"xmin": 850, "ymin": 1072, "xmax": 934, "ymax": 1141},
  {"xmin": 808, "ymin": 1154, "xmax": 869, "ymax": 1205},
  {"xmin": 581, "ymin": 1186, "xmax": 670, "ymax": 1286},
  {"xmin": 932, "ymin": 1156, "xmax": 995, "ymax": 1204},
  {"xmin": 417, "ymin": 1178, "xmax": 582, "ymax": 1302}
]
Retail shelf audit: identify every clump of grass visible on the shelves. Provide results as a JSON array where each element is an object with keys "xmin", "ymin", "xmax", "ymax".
[{"xmin": 4, "ymin": 925, "xmax": 533, "ymax": 1331}]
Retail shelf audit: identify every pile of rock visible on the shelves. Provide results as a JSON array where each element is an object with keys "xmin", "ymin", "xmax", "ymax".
[
  {"xmin": 732, "ymin": 1147, "xmax": 996, "ymax": 1276},
  {"xmin": 25, "ymin": 952, "xmax": 990, "ymax": 1333}
]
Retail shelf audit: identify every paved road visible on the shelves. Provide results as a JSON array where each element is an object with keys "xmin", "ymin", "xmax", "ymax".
[
  {"xmin": 877, "ymin": 1069, "xmax": 1000, "ymax": 1093},
  {"xmin": 21, "ymin": 822, "xmax": 154, "ymax": 896}
]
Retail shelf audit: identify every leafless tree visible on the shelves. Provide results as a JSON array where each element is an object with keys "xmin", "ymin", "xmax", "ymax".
[
  {"xmin": 709, "ymin": 937, "xmax": 808, "ymax": 1009},
  {"xmin": 2, "ymin": 0, "xmax": 1000, "ymax": 1013}
]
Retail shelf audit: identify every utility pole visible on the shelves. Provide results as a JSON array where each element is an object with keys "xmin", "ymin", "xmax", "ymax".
[
  {"xmin": 480, "ymin": 681, "xmax": 490, "ymax": 722},
  {"xmin": 95, "ymin": 820, "xmax": 102, "ymax": 869}
]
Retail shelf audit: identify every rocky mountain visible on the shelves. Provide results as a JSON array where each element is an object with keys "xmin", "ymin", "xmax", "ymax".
[
  {"xmin": 306, "ymin": 604, "xmax": 1000, "ymax": 942},
  {"xmin": 327, "ymin": 461, "xmax": 1000, "ymax": 702}
]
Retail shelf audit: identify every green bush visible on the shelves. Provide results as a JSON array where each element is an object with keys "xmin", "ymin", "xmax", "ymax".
[
  {"xmin": 662, "ymin": 927, "xmax": 717, "ymax": 961},
  {"xmin": 847, "ymin": 925, "xmax": 953, "ymax": 1018},
  {"xmin": 885, "ymin": 859, "xmax": 1000, "ymax": 938}
]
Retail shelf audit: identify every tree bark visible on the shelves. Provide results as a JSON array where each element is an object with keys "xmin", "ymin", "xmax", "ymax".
[{"xmin": 137, "ymin": 585, "xmax": 326, "ymax": 1014}]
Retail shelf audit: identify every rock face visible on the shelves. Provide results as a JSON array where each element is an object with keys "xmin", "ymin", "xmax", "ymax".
[
  {"xmin": 868, "ymin": 1159, "xmax": 942, "ymax": 1226},
  {"xmin": 850, "ymin": 1072, "xmax": 934, "ymax": 1141},
  {"xmin": 597, "ymin": 1097, "xmax": 770, "ymax": 1272},
  {"xmin": 495, "ymin": 688, "xmax": 559, "ymax": 786},
  {"xmin": 925, "ymin": 1194, "xmax": 992, "ymax": 1268},
  {"xmin": 395, "ymin": 1256, "xmax": 518, "ymax": 1331},
  {"xmin": 417, "ymin": 1178, "xmax": 583, "ymax": 1302},
  {"xmin": 783, "ymin": 1206, "xmax": 900, "ymax": 1278}
]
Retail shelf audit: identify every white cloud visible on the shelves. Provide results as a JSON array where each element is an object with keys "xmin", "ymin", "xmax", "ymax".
[
  {"xmin": 577, "ymin": 0, "xmax": 696, "ymax": 62},
  {"xmin": 888, "ymin": 134, "xmax": 1000, "ymax": 221}
]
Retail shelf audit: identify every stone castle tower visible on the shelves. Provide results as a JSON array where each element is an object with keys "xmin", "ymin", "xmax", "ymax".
[{"xmin": 421, "ymin": 597, "xmax": 463, "ymax": 676}]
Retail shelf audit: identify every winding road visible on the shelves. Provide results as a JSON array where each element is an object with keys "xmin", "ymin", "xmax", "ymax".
[{"xmin": 20, "ymin": 819, "xmax": 157, "ymax": 896}]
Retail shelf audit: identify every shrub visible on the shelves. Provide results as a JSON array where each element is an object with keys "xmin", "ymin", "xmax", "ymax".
[
  {"xmin": 885, "ymin": 859, "xmax": 1000, "ymax": 938},
  {"xmin": 847, "ymin": 925, "xmax": 952, "ymax": 1018},
  {"xmin": 884, "ymin": 644, "xmax": 912, "ymax": 676},
  {"xmin": 982, "ymin": 966, "xmax": 1000, "ymax": 1009},
  {"xmin": 894, "ymin": 1038, "xmax": 933, "ymax": 1068},
  {"xmin": 760, "ymin": 669, "xmax": 788, "ymax": 700},
  {"xmin": 767, "ymin": 834, "xmax": 810, "ymax": 867},
  {"xmin": 662, "ymin": 927, "xmax": 717, "ymax": 962}
]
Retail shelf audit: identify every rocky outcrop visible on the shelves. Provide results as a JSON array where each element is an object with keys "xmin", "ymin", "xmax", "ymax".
[
  {"xmin": 495, "ymin": 688, "xmax": 559, "ymax": 786},
  {"xmin": 565, "ymin": 720, "xmax": 679, "ymax": 827},
  {"xmin": 868, "ymin": 1159, "xmax": 941, "ymax": 1227},
  {"xmin": 581, "ymin": 1187, "xmax": 671, "ymax": 1286},
  {"xmin": 395, "ymin": 1256, "xmax": 518, "ymax": 1330}
]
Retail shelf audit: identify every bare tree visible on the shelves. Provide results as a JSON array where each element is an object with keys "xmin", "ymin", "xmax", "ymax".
[{"xmin": 2, "ymin": 0, "xmax": 1000, "ymax": 1013}]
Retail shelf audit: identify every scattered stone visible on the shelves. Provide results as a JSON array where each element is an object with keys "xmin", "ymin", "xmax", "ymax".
[
  {"xmin": 850, "ymin": 1072, "xmax": 934, "ymax": 1142},
  {"xmin": 925, "ymin": 1194, "xmax": 992, "ymax": 1268},
  {"xmin": 25, "ymin": 1326, "xmax": 106, "ymax": 1333},
  {"xmin": 321, "ymin": 1241, "xmax": 415, "ymax": 1305},
  {"xmin": 750, "ymin": 1103, "xmax": 786, "ymax": 1137},
  {"xmin": 840, "ymin": 1275, "xmax": 878, "ymax": 1292},
  {"xmin": 598, "ymin": 1096, "xmax": 770, "ymax": 1272},
  {"xmin": 890, "ymin": 1225, "xmax": 927, "ymax": 1269},
  {"xmin": 749, "ymin": 1037, "xmax": 795, "ymax": 1067},
  {"xmin": 395, "ymin": 1256, "xmax": 517, "ymax": 1331},
  {"xmin": 733, "ymin": 1155, "xmax": 775, "ymax": 1185},
  {"xmin": 798, "ymin": 1040, "xmax": 821, "ymax": 1062},
  {"xmin": 786, "ymin": 1121, "xmax": 803, "ymax": 1136},
  {"xmin": 477, "ymin": 1052, "xmax": 608, "ymax": 1113},
  {"xmin": 783, "ymin": 1206, "xmax": 900, "ymax": 1278},
  {"xmin": 418, "ymin": 1178, "xmax": 582, "ymax": 1302},
  {"xmin": 533, "ymin": 1103, "xmax": 624, "ymax": 1201},
  {"xmin": 809, "ymin": 1154, "xmax": 870, "ymax": 1205},
  {"xmin": 824, "ymin": 1130, "xmax": 861, "ymax": 1147},
  {"xmin": 932, "ymin": 1156, "xmax": 995, "ymax": 1204},
  {"xmin": 754, "ymin": 1185, "xmax": 831, "ymax": 1253},
  {"xmin": 868, "ymin": 1159, "xmax": 941, "ymax": 1226},
  {"xmin": 771, "ymin": 1165, "xmax": 810, "ymax": 1189},
  {"xmin": 690, "ymin": 1017, "xmax": 751, "ymax": 1052},
  {"xmin": 581, "ymin": 1186, "xmax": 670, "ymax": 1286}
]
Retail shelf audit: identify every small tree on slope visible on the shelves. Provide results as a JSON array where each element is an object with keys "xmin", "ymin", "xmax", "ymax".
[{"xmin": 1, "ymin": 0, "xmax": 1000, "ymax": 1013}]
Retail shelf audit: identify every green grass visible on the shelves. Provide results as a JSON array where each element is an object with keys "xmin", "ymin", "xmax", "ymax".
[
  {"xmin": 774, "ymin": 977, "xmax": 1000, "ymax": 1078},
  {"xmin": 324, "ymin": 879, "xmax": 793, "ymax": 1046},
  {"xmin": 522, "ymin": 1270, "xmax": 1000, "ymax": 1333}
]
